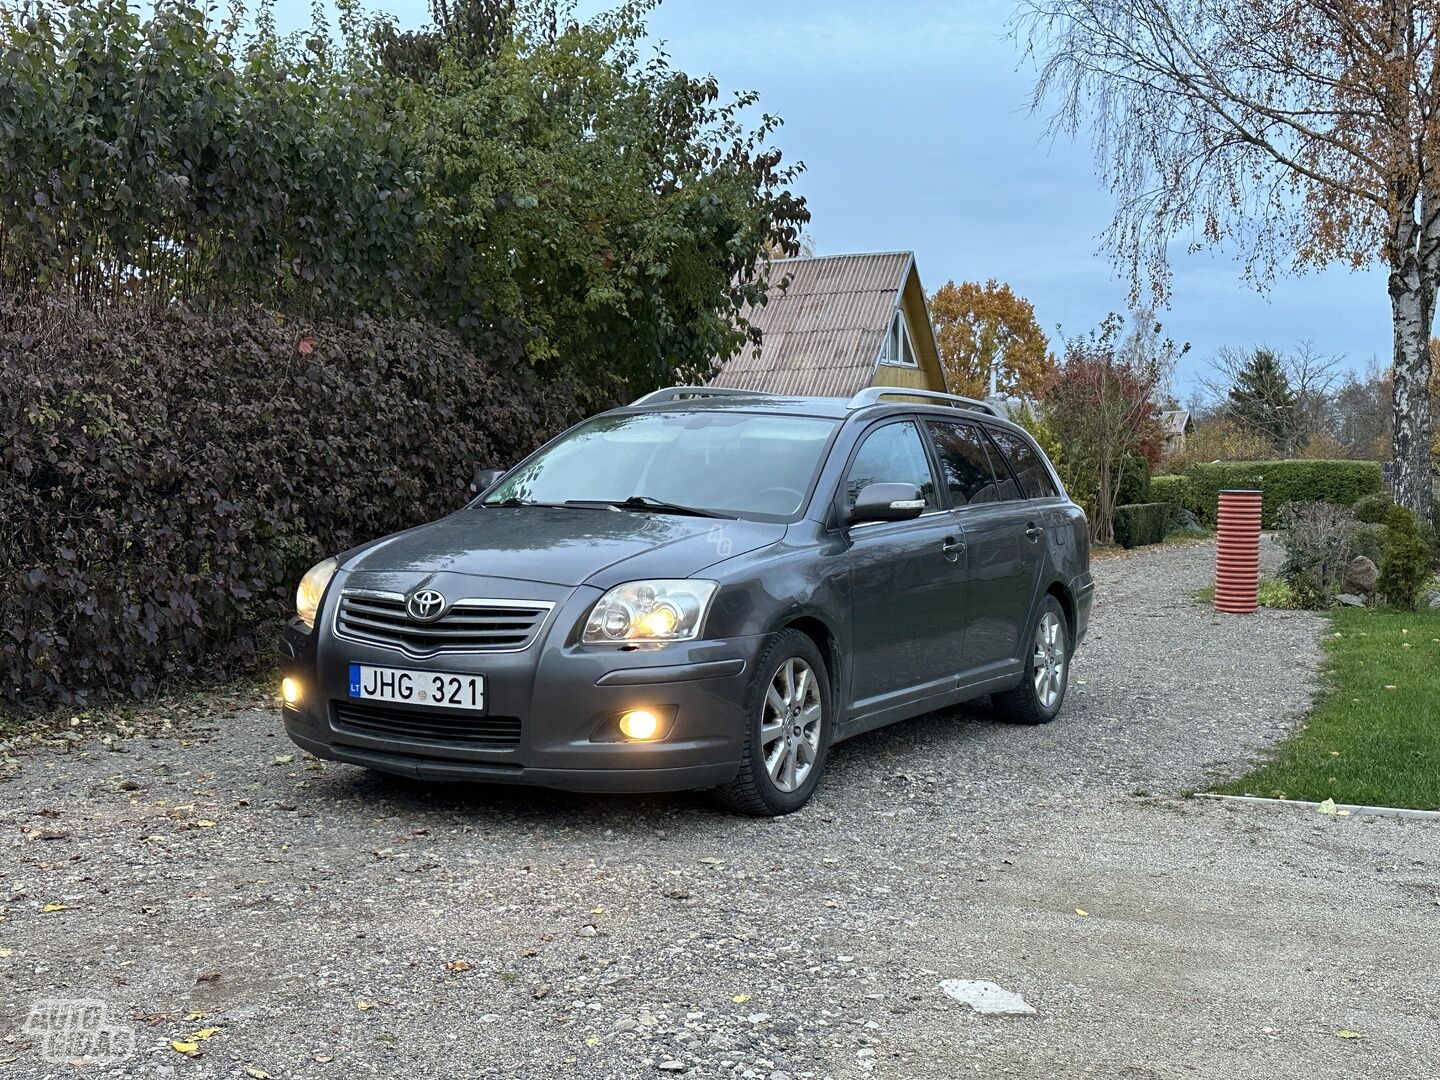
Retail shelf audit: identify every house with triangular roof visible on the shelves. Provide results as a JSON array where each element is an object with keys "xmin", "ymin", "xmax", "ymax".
[{"xmin": 708, "ymin": 251, "xmax": 948, "ymax": 397}]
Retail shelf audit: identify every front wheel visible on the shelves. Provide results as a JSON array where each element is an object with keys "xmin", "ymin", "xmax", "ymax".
[
  {"xmin": 992, "ymin": 596, "xmax": 1070, "ymax": 725},
  {"xmin": 714, "ymin": 630, "xmax": 831, "ymax": 816}
]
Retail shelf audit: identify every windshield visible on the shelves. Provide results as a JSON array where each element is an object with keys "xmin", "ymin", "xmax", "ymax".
[{"xmin": 484, "ymin": 410, "xmax": 839, "ymax": 519}]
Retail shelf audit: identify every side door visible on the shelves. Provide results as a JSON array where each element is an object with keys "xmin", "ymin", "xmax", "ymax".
[
  {"xmin": 984, "ymin": 423, "xmax": 1063, "ymax": 634},
  {"xmin": 924, "ymin": 418, "xmax": 1036, "ymax": 678},
  {"xmin": 841, "ymin": 418, "xmax": 968, "ymax": 718}
]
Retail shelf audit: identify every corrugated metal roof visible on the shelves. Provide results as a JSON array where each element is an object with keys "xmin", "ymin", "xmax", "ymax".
[
  {"xmin": 1159, "ymin": 409, "xmax": 1193, "ymax": 436},
  {"xmin": 710, "ymin": 252, "xmax": 915, "ymax": 398}
]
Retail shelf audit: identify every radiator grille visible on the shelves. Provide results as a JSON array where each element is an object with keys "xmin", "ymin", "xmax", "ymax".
[
  {"xmin": 335, "ymin": 592, "xmax": 550, "ymax": 656},
  {"xmin": 333, "ymin": 701, "xmax": 521, "ymax": 746}
]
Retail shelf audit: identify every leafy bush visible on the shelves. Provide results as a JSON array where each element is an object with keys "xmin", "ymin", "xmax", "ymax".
[
  {"xmin": 1114, "ymin": 453, "xmax": 1151, "ymax": 506},
  {"xmin": 1377, "ymin": 506, "xmax": 1433, "ymax": 609},
  {"xmin": 0, "ymin": 0, "xmax": 809, "ymax": 396},
  {"xmin": 1351, "ymin": 492, "xmax": 1394, "ymax": 524},
  {"xmin": 1185, "ymin": 460, "xmax": 1385, "ymax": 527},
  {"xmin": 1113, "ymin": 502, "xmax": 1174, "ymax": 548},
  {"xmin": 1149, "ymin": 474, "xmax": 1192, "ymax": 513},
  {"xmin": 1, "ymin": 301, "xmax": 582, "ymax": 706},
  {"xmin": 1351, "ymin": 522, "xmax": 1386, "ymax": 565},
  {"xmin": 1276, "ymin": 502, "xmax": 1358, "ymax": 608}
]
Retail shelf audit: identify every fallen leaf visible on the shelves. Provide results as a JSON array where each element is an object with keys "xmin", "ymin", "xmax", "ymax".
[
  {"xmin": 1335, "ymin": 1029, "xmax": 1363, "ymax": 1039},
  {"xmin": 245, "ymin": 1069, "xmax": 273, "ymax": 1079},
  {"xmin": 195, "ymin": 820, "xmax": 218, "ymax": 828},
  {"xmin": 1317, "ymin": 798, "xmax": 1339, "ymax": 816},
  {"xmin": 446, "ymin": 960, "xmax": 471, "ymax": 972},
  {"xmin": 190, "ymin": 1026, "xmax": 223, "ymax": 1041},
  {"xmin": 41, "ymin": 903, "xmax": 67, "ymax": 913},
  {"xmin": 273, "ymin": 755, "xmax": 294, "ymax": 764},
  {"xmin": 590, "ymin": 907, "xmax": 605, "ymax": 915},
  {"xmin": 170, "ymin": 1041, "xmax": 199, "ymax": 1055},
  {"xmin": 584, "ymin": 1035, "xmax": 600, "ymax": 1047},
  {"xmin": 1074, "ymin": 908, "xmax": 1089, "ymax": 917},
  {"xmin": 0, "ymin": 948, "xmax": 12, "ymax": 958},
  {"xmin": 355, "ymin": 1000, "xmax": 377, "ymax": 1011},
  {"xmin": 731, "ymin": 994, "xmax": 751, "ymax": 1003}
]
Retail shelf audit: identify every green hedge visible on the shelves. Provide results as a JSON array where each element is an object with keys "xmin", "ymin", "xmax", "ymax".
[
  {"xmin": 1113, "ymin": 502, "xmax": 1175, "ymax": 549},
  {"xmin": 1149, "ymin": 474, "xmax": 1192, "ymax": 513},
  {"xmin": 1185, "ymin": 460, "xmax": 1385, "ymax": 527},
  {"xmin": 1, "ymin": 301, "xmax": 583, "ymax": 707}
]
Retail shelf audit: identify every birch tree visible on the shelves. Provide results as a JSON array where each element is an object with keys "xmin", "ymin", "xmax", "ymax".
[{"xmin": 1016, "ymin": 0, "xmax": 1439, "ymax": 516}]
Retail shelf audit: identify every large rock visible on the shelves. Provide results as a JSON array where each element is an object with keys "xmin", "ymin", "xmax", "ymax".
[{"xmin": 1344, "ymin": 555, "xmax": 1378, "ymax": 598}]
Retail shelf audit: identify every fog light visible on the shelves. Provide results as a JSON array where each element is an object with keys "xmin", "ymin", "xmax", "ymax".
[
  {"xmin": 618, "ymin": 709, "xmax": 661, "ymax": 740},
  {"xmin": 281, "ymin": 677, "xmax": 301, "ymax": 705}
]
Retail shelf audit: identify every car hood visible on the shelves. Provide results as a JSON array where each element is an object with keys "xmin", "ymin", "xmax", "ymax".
[{"xmin": 343, "ymin": 506, "xmax": 785, "ymax": 587}]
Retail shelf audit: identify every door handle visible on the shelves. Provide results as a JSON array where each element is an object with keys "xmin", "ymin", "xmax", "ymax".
[
  {"xmin": 941, "ymin": 537, "xmax": 964, "ymax": 560},
  {"xmin": 1025, "ymin": 523, "xmax": 1043, "ymax": 542}
]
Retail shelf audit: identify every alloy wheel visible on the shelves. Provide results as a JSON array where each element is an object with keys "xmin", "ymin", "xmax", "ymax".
[
  {"xmin": 760, "ymin": 657, "xmax": 823, "ymax": 793},
  {"xmin": 1032, "ymin": 610, "xmax": 1067, "ymax": 710}
]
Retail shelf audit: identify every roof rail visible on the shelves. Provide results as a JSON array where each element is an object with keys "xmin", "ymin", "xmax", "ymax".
[
  {"xmin": 846, "ymin": 387, "xmax": 1000, "ymax": 416},
  {"xmin": 629, "ymin": 385, "xmax": 769, "ymax": 406}
]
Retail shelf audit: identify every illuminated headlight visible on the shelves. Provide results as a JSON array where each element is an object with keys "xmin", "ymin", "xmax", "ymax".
[
  {"xmin": 295, "ymin": 557, "xmax": 338, "ymax": 629},
  {"xmin": 582, "ymin": 580, "xmax": 718, "ymax": 644}
]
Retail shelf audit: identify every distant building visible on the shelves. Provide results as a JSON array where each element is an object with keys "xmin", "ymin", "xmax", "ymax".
[
  {"xmin": 1159, "ymin": 409, "xmax": 1194, "ymax": 452},
  {"xmin": 708, "ymin": 251, "xmax": 947, "ymax": 397}
]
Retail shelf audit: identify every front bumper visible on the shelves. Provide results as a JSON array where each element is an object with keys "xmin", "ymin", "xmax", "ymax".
[{"xmin": 278, "ymin": 580, "xmax": 761, "ymax": 793}]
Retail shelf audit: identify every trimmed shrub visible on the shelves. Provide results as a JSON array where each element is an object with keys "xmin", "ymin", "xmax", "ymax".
[
  {"xmin": 1149, "ymin": 474, "xmax": 1192, "ymax": 514},
  {"xmin": 1377, "ymin": 506, "xmax": 1433, "ymax": 610},
  {"xmin": 1113, "ymin": 502, "xmax": 1174, "ymax": 549},
  {"xmin": 1, "ymin": 302, "xmax": 583, "ymax": 706},
  {"xmin": 1351, "ymin": 491, "xmax": 1394, "ymax": 524},
  {"xmin": 1184, "ymin": 460, "xmax": 1385, "ymax": 527}
]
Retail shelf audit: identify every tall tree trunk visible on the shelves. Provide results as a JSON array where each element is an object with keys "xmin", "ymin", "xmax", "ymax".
[{"xmin": 1389, "ymin": 258, "xmax": 1434, "ymax": 519}]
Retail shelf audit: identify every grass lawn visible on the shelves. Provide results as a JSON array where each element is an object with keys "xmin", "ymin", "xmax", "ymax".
[{"xmin": 1212, "ymin": 607, "xmax": 1440, "ymax": 809}]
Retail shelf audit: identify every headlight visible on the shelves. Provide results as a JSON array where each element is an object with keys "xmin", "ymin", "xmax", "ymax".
[
  {"xmin": 582, "ymin": 580, "xmax": 718, "ymax": 644},
  {"xmin": 295, "ymin": 557, "xmax": 338, "ymax": 629}
]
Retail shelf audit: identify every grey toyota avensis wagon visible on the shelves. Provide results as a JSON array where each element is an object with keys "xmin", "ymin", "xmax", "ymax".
[{"xmin": 279, "ymin": 386, "xmax": 1093, "ymax": 815}]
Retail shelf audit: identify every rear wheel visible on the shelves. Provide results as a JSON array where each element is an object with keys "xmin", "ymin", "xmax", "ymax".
[
  {"xmin": 714, "ymin": 630, "xmax": 831, "ymax": 816},
  {"xmin": 992, "ymin": 595, "xmax": 1070, "ymax": 725}
]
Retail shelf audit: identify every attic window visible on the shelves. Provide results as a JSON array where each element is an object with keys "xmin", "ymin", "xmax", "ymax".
[{"xmin": 880, "ymin": 311, "xmax": 918, "ymax": 368}]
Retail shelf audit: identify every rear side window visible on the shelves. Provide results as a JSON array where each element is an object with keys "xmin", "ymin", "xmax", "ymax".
[
  {"xmin": 843, "ymin": 421, "xmax": 939, "ymax": 510},
  {"xmin": 987, "ymin": 427, "xmax": 1060, "ymax": 500},
  {"xmin": 926, "ymin": 420, "xmax": 1002, "ymax": 507}
]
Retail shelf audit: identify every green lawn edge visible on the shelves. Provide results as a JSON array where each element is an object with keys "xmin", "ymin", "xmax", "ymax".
[{"xmin": 1211, "ymin": 607, "xmax": 1440, "ymax": 810}]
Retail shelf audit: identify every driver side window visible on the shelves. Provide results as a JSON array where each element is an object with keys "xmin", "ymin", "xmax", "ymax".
[{"xmin": 843, "ymin": 421, "xmax": 939, "ymax": 511}]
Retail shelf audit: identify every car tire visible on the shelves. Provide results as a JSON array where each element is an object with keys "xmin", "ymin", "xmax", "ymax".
[
  {"xmin": 992, "ymin": 595, "xmax": 1071, "ymax": 726},
  {"xmin": 714, "ymin": 629, "xmax": 832, "ymax": 816}
]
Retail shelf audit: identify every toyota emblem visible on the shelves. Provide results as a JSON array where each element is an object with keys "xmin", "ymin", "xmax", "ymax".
[{"xmin": 406, "ymin": 589, "xmax": 446, "ymax": 622}]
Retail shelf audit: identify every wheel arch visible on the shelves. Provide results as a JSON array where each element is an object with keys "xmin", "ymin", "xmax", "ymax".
[
  {"xmin": 776, "ymin": 612, "xmax": 844, "ymax": 708},
  {"xmin": 1043, "ymin": 579, "xmax": 1076, "ymax": 643}
]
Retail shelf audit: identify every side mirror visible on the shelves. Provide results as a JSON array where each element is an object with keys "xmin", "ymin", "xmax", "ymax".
[
  {"xmin": 848, "ymin": 482, "xmax": 926, "ymax": 525},
  {"xmin": 471, "ymin": 468, "xmax": 505, "ymax": 495}
]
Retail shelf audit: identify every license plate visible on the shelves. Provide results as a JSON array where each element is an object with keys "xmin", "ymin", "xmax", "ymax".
[{"xmin": 347, "ymin": 663, "xmax": 485, "ymax": 712}]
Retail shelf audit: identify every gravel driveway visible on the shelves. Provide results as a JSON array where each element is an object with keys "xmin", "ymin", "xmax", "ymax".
[{"xmin": 4, "ymin": 539, "xmax": 1437, "ymax": 1079}]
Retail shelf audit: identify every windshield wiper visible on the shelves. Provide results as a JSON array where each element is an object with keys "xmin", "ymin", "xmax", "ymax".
[
  {"xmin": 568, "ymin": 496, "xmax": 734, "ymax": 519},
  {"xmin": 489, "ymin": 497, "xmax": 565, "ymax": 508}
]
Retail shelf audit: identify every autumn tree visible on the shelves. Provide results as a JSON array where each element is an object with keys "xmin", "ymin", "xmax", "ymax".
[
  {"xmin": 1018, "ymin": 0, "xmax": 1439, "ymax": 518},
  {"xmin": 1043, "ymin": 313, "xmax": 1168, "ymax": 542},
  {"xmin": 929, "ymin": 279, "xmax": 1053, "ymax": 398}
]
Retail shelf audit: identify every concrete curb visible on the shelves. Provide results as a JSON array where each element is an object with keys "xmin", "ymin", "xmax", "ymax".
[{"xmin": 1194, "ymin": 792, "xmax": 1440, "ymax": 822}]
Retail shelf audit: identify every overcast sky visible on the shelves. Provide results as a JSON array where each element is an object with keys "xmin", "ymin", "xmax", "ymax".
[{"xmin": 275, "ymin": 0, "xmax": 1392, "ymax": 397}]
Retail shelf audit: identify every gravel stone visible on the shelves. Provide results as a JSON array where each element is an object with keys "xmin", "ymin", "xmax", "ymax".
[{"xmin": 2, "ymin": 538, "xmax": 1436, "ymax": 1079}]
